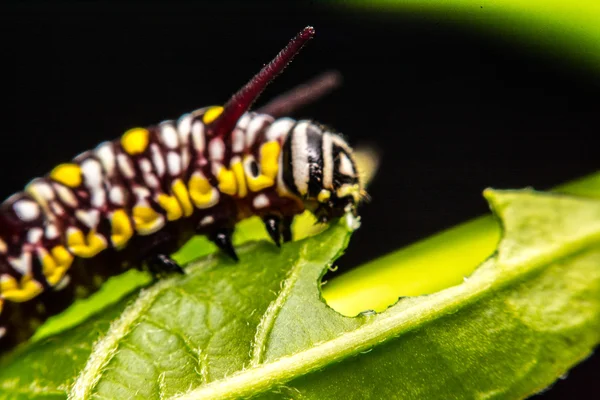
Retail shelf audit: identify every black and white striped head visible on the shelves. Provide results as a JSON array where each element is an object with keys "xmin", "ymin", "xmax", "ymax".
[{"xmin": 280, "ymin": 120, "xmax": 362, "ymax": 221}]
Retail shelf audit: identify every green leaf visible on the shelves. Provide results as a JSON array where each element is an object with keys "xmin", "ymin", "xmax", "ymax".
[
  {"xmin": 1, "ymin": 189, "xmax": 599, "ymax": 399},
  {"xmin": 323, "ymin": 172, "xmax": 600, "ymax": 317},
  {"xmin": 339, "ymin": 0, "xmax": 600, "ymax": 72},
  {"xmin": 0, "ymin": 215, "xmax": 354, "ymax": 399}
]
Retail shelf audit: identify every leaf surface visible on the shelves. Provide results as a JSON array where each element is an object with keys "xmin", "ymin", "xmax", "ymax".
[{"xmin": 1, "ymin": 190, "xmax": 599, "ymax": 400}]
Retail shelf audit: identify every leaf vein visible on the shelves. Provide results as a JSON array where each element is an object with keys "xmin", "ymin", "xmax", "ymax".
[
  {"xmin": 68, "ymin": 275, "xmax": 186, "ymax": 400},
  {"xmin": 143, "ymin": 318, "xmax": 208, "ymax": 384},
  {"xmin": 170, "ymin": 208, "xmax": 600, "ymax": 400},
  {"xmin": 249, "ymin": 246, "xmax": 309, "ymax": 366}
]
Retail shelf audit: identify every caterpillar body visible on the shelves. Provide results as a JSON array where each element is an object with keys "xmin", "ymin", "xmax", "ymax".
[{"xmin": 0, "ymin": 27, "xmax": 364, "ymax": 350}]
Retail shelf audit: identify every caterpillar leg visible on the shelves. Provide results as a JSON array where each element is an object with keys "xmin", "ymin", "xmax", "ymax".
[
  {"xmin": 282, "ymin": 215, "xmax": 294, "ymax": 243},
  {"xmin": 314, "ymin": 205, "xmax": 331, "ymax": 225},
  {"xmin": 136, "ymin": 230, "xmax": 184, "ymax": 278},
  {"xmin": 208, "ymin": 227, "xmax": 238, "ymax": 262},
  {"xmin": 263, "ymin": 215, "xmax": 282, "ymax": 247},
  {"xmin": 262, "ymin": 214, "xmax": 296, "ymax": 247},
  {"xmin": 146, "ymin": 253, "xmax": 184, "ymax": 278}
]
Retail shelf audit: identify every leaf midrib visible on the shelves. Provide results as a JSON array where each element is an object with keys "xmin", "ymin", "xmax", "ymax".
[
  {"xmin": 66, "ymin": 194, "xmax": 600, "ymax": 400},
  {"xmin": 171, "ymin": 221, "xmax": 600, "ymax": 400},
  {"xmin": 249, "ymin": 247, "xmax": 308, "ymax": 367},
  {"xmin": 68, "ymin": 258, "xmax": 219, "ymax": 400},
  {"xmin": 66, "ymin": 241, "xmax": 310, "ymax": 399}
]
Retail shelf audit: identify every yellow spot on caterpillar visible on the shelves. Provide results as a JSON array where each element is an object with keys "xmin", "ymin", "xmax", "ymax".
[
  {"xmin": 203, "ymin": 106, "xmax": 224, "ymax": 124},
  {"xmin": 217, "ymin": 167, "xmax": 237, "ymax": 196},
  {"xmin": 157, "ymin": 194, "xmax": 183, "ymax": 221},
  {"xmin": 111, "ymin": 209, "xmax": 133, "ymax": 249},
  {"xmin": 231, "ymin": 160, "xmax": 247, "ymax": 198},
  {"xmin": 188, "ymin": 174, "xmax": 217, "ymax": 208},
  {"xmin": 40, "ymin": 246, "xmax": 73, "ymax": 286},
  {"xmin": 0, "ymin": 298, "xmax": 3, "ymax": 313},
  {"xmin": 40, "ymin": 251, "xmax": 55, "ymax": 279},
  {"xmin": 132, "ymin": 205, "xmax": 164, "ymax": 235},
  {"xmin": 318, "ymin": 189, "xmax": 331, "ymax": 203},
  {"xmin": 1, "ymin": 275, "xmax": 17, "ymax": 292},
  {"xmin": 48, "ymin": 249, "xmax": 72, "ymax": 287},
  {"xmin": 67, "ymin": 228, "xmax": 107, "ymax": 258},
  {"xmin": 246, "ymin": 141, "xmax": 280, "ymax": 192},
  {"xmin": 50, "ymin": 163, "xmax": 82, "ymax": 188},
  {"xmin": 337, "ymin": 183, "xmax": 361, "ymax": 202},
  {"xmin": 260, "ymin": 141, "xmax": 280, "ymax": 180},
  {"xmin": 121, "ymin": 127, "xmax": 150, "ymax": 155},
  {"xmin": 52, "ymin": 245, "xmax": 73, "ymax": 267},
  {"xmin": 1, "ymin": 275, "xmax": 44, "ymax": 302},
  {"xmin": 172, "ymin": 179, "xmax": 194, "ymax": 217},
  {"xmin": 247, "ymin": 174, "xmax": 273, "ymax": 192}
]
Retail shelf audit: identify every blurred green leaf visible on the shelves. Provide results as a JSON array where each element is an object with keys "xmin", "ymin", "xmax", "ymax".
[
  {"xmin": 340, "ymin": 0, "xmax": 600, "ymax": 71},
  {"xmin": 323, "ymin": 172, "xmax": 600, "ymax": 315}
]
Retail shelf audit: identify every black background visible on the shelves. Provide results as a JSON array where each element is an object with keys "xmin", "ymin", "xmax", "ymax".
[{"xmin": 2, "ymin": 1, "xmax": 599, "ymax": 398}]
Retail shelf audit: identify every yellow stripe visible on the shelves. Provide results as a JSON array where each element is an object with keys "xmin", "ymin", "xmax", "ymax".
[
  {"xmin": 203, "ymin": 106, "xmax": 224, "ymax": 124},
  {"xmin": 157, "ymin": 194, "xmax": 183, "ymax": 221},
  {"xmin": 1, "ymin": 276, "xmax": 44, "ymax": 302},
  {"xmin": 67, "ymin": 229, "xmax": 107, "ymax": 258},
  {"xmin": 132, "ymin": 205, "xmax": 165, "ymax": 234},
  {"xmin": 260, "ymin": 141, "xmax": 280, "ymax": 180},
  {"xmin": 231, "ymin": 160, "xmax": 247, "ymax": 198},
  {"xmin": 50, "ymin": 163, "xmax": 82, "ymax": 187},
  {"xmin": 121, "ymin": 127, "xmax": 150, "ymax": 155},
  {"xmin": 217, "ymin": 166, "xmax": 237, "ymax": 195},
  {"xmin": 188, "ymin": 174, "xmax": 217, "ymax": 208},
  {"xmin": 172, "ymin": 179, "xmax": 194, "ymax": 217},
  {"xmin": 111, "ymin": 209, "xmax": 134, "ymax": 249}
]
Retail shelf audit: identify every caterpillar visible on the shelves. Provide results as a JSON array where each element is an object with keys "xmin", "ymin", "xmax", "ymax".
[{"xmin": 0, "ymin": 26, "xmax": 364, "ymax": 350}]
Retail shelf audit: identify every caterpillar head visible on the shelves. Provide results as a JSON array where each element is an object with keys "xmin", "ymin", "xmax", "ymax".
[{"xmin": 281, "ymin": 121, "xmax": 362, "ymax": 222}]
